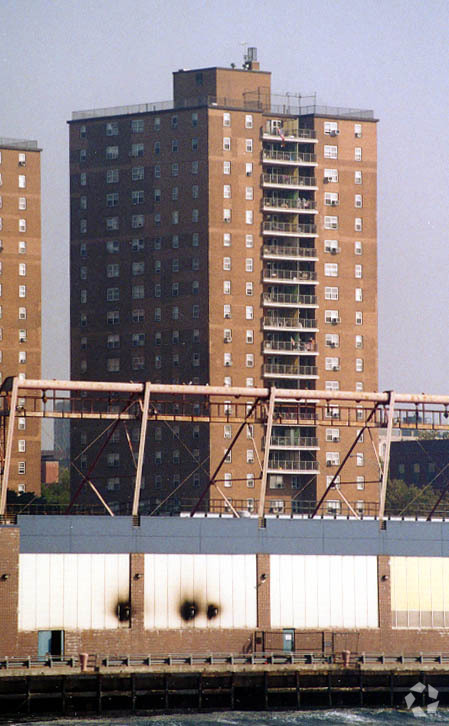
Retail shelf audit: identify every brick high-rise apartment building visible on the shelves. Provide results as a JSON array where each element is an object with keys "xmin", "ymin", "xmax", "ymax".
[
  {"xmin": 0, "ymin": 138, "xmax": 42, "ymax": 495},
  {"xmin": 69, "ymin": 51, "xmax": 378, "ymax": 515}
]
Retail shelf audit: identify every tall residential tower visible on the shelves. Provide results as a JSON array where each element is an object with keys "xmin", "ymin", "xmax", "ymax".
[
  {"xmin": 0, "ymin": 138, "xmax": 42, "ymax": 496},
  {"xmin": 69, "ymin": 52, "xmax": 378, "ymax": 514}
]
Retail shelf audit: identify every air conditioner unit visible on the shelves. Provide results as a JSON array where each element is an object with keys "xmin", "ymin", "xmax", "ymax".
[
  {"xmin": 224, "ymin": 313, "xmax": 231, "ymax": 319},
  {"xmin": 224, "ymin": 218, "xmax": 231, "ymax": 223},
  {"xmin": 330, "ymin": 248, "xmax": 337, "ymax": 255},
  {"xmin": 333, "ymin": 436, "xmax": 339, "ymax": 442},
  {"xmin": 330, "ymin": 200, "xmax": 339, "ymax": 206},
  {"xmin": 329, "ymin": 342, "xmax": 337, "ymax": 348},
  {"xmin": 225, "ymin": 360, "xmax": 231, "ymax": 367},
  {"xmin": 326, "ymin": 460, "xmax": 333, "ymax": 467},
  {"xmin": 224, "ymin": 336, "xmax": 231, "ymax": 343},
  {"xmin": 331, "ymin": 319, "xmax": 338, "ymax": 325},
  {"xmin": 329, "ymin": 130, "xmax": 339, "ymax": 137},
  {"xmin": 332, "ymin": 365, "xmax": 339, "ymax": 371}
]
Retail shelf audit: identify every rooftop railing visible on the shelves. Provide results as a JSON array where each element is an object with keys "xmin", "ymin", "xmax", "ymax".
[
  {"xmin": 263, "ymin": 244, "xmax": 317, "ymax": 258},
  {"xmin": 0, "ymin": 137, "xmax": 38, "ymax": 150},
  {"xmin": 262, "ymin": 173, "xmax": 317, "ymax": 187}
]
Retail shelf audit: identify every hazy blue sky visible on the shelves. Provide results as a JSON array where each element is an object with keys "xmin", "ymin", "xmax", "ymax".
[{"xmin": 1, "ymin": 0, "xmax": 448, "ymax": 393}]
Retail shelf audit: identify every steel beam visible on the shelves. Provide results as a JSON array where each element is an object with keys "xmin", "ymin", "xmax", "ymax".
[
  {"xmin": 257, "ymin": 386, "xmax": 277, "ymax": 523},
  {"xmin": 378, "ymin": 392, "xmax": 396, "ymax": 526},
  {"xmin": 0, "ymin": 377, "xmax": 19, "ymax": 516},
  {"xmin": 132, "ymin": 383, "xmax": 151, "ymax": 517}
]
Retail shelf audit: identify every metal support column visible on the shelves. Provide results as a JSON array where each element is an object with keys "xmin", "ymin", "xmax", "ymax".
[
  {"xmin": 378, "ymin": 391, "xmax": 396, "ymax": 526},
  {"xmin": 132, "ymin": 382, "xmax": 151, "ymax": 517},
  {"xmin": 257, "ymin": 386, "xmax": 276, "ymax": 523}
]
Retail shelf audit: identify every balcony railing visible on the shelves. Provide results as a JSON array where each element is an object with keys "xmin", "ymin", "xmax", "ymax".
[
  {"xmin": 263, "ymin": 123, "xmax": 317, "ymax": 140},
  {"xmin": 264, "ymin": 269, "xmax": 317, "ymax": 282},
  {"xmin": 268, "ymin": 459, "xmax": 319, "ymax": 472},
  {"xmin": 270, "ymin": 435, "xmax": 318, "ymax": 447},
  {"xmin": 263, "ymin": 221, "xmax": 317, "ymax": 235},
  {"xmin": 262, "ymin": 150, "xmax": 317, "ymax": 164},
  {"xmin": 263, "ymin": 340, "xmax": 316, "ymax": 352},
  {"xmin": 262, "ymin": 173, "xmax": 317, "ymax": 188},
  {"xmin": 263, "ymin": 197, "xmax": 317, "ymax": 211},
  {"xmin": 264, "ymin": 363, "xmax": 318, "ymax": 377},
  {"xmin": 263, "ymin": 244, "xmax": 317, "ymax": 258},
  {"xmin": 263, "ymin": 317, "xmax": 317, "ymax": 329},
  {"xmin": 263, "ymin": 292, "xmax": 317, "ymax": 305}
]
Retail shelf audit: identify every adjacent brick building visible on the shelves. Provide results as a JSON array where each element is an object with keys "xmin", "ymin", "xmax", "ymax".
[
  {"xmin": 68, "ymin": 51, "xmax": 378, "ymax": 514},
  {"xmin": 0, "ymin": 138, "xmax": 42, "ymax": 496}
]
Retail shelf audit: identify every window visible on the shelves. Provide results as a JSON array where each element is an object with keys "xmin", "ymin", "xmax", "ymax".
[
  {"xmin": 172, "ymin": 258, "xmax": 179, "ymax": 272},
  {"xmin": 132, "ymin": 285, "xmax": 144, "ymax": 299},
  {"xmin": 324, "ymin": 216, "xmax": 338, "ymax": 230},
  {"xmin": 171, "ymin": 282, "xmax": 179, "ymax": 297},
  {"xmin": 191, "ymin": 160, "xmax": 199, "ymax": 174},
  {"xmin": 223, "ymin": 280, "xmax": 231, "ymax": 294},
  {"xmin": 18, "ymin": 240, "xmax": 27, "ymax": 253},
  {"xmin": 18, "ymin": 461, "xmax": 26, "ymax": 475},
  {"xmin": 106, "ymin": 192, "xmax": 119, "ymax": 208},
  {"xmin": 324, "ymin": 263, "xmax": 338, "ymax": 277},
  {"xmin": 224, "ymin": 352, "xmax": 232, "ymax": 367},
  {"xmin": 154, "ymin": 283, "xmax": 161, "ymax": 297},
  {"xmin": 223, "ymin": 257, "xmax": 231, "ymax": 271},
  {"xmin": 325, "ymin": 357, "xmax": 340, "ymax": 371},
  {"xmin": 192, "ymin": 232, "xmax": 199, "ymax": 246},
  {"xmin": 223, "ymin": 184, "xmax": 231, "ymax": 199},
  {"xmin": 245, "ymin": 305, "xmax": 254, "ymax": 320},
  {"xmin": 132, "ymin": 261, "xmax": 144, "ymax": 276},
  {"xmin": 356, "ymin": 452, "xmax": 365, "ymax": 467},
  {"xmin": 171, "ymin": 139, "xmax": 179, "ymax": 153},
  {"xmin": 106, "ymin": 121, "xmax": 119, "ymax": 136},
  {"xmin": 192, "ymin": 208, "xmax": 199, "ymax": 222},
  {"xmin": 246, "ymin": 234, "xmax": 254, "ymax": 248},
  {"xmin": 325, "ymin": 192, "xmax": 339, "ymax": 206},
  {"xmin": 172, "ymin": 234, "xmax": 179, "ymax": 248},
  {"xmin": 19, "ymin": 219, "xmax": 26, "ymax": 232},
  {"xmin": 324, "ymin": 145, "xmax": 338, "ymax": 159},
  {"xmin": 354, "ymin": 264, "xmax": 363, "ymax": 279},
  {"xmin": 354, "ymin": 217, "xmax": 363, "ymax": 232},
  {"xmin": 106, "ymin": 145, "xmax": 119, "ymax": 159},
  {"xmin": 324, "ymin": 121, "xmax": 338, "ymax": 135},
  {"xmin": 223, "ymin": 208, "xmax": 231, "ymax": 223},
  {"xmin": 224, "ymin": 328, "xmax": 232, "ymax": 343},
  {"xmin": 223, "ymin": 160, "xmax": 231, "ymax": 175},
  {"xmin": 356, "ymin": 381, "xmax": 364, "ymax": 392},
  {"xmin": 354, "ymin": 240, "xmax": 363, "ymax": 255},
  {"xmin": 18, "ymin": 350, "xmax": 26, "ymax": 364},
  {"xmin": 224, "ymin": 304, "xmax": 231, "ymax": 319},
  {"xmin": 132, "ymin": 214, "xmax": 144, "ymax": 228},
  {"xmin": 354, "ymin": 124, "xmax": 362, "ymax": 138},
  {"xmin": 222, "ymin": 232, "xmax": 232, "ymax": 247},
  {"xmin": 106, "ymin": 263, "xmax": 120, "ymax": 278},
  {"xmin": 356, "ymin": 311, "xmax": 363, "ymax": 325},
  {"xmin": 18, "ymin": 174, "xmax": 26, "ymax": 188},
  {"xmin": 355, "ymin": 193, "xmax": 363, "ymax": 208},
  {"xmin": 132, "ymin": 190, "xmax": 144, "ymax": 205},
  {"xmin": 19, "ymin": 285, "xmax": 26, "ymax": 298},
  {"xmin": 172, "ymin": 306, "xmax": 179, "ymax": 320},
  {"xmin": 356, "ymin": 358, "xmax": 364, "ymax": 372},
  {"xmin": 326, "ymin": 428, "xmax": 340, "ymax": 443},
  {"xmin": 244, "ymin": 258, "xmax": 254, "ymax": 274},
  {"xmin": 325, "ymin": 309, "xmax": 339, "ymax": 324},
  {"xmin": 224, "ymin": 473, "xmax": 232, "ymax": 487},
  {"xmin": 355, "ymin": 287, "xmax": 363, "ymax": 302},
  {"xmin": 192, "ymin": 257, "xmax": 200, "ymax": 270},
  {"xmin": 193, "ymin": 329, "xmax": 200, "ymax": 343},
  {"xmin": 356, "ymin": 476, "xmax": 365, "ymax": 490},
  {"xmin": 18, "ymin": 417, "xmax": 26, "ymax": 431},
  {"xmin": 325, "ymin": 286, "xmax": 339, "ymax": 300},
  {"xmin": 80, "ymin": 289, "xmax": 87, "ymax": 304},
  {"xmin": 355, "ymin": 334, "xmax": 363, "ymax": 348},
  {"xmin": 18, "ymin": 307, "xmax": 26, "ymax": 320},
  {"xmin": 244, "ymin": 330, "xmax": 253, "ymax": 345},
  {"xmin": 355, "ymin": 146, "xmax": 362, "ymax": 161},
  {"xmin": 224, "ymin": 424, "xmax": 232, "ymax": 439},
  {"xmin": 106, "ymin": 287, "xmax": 119, "ymax": 301},
  {"xmin": 245, "ymin": 186, "xmax": 254, "ymax": 200},
  {"xmin": 18, "ymin": 196, "xmax": 27, "ymax": 210},
  {"xmin": 223, "ymin": 137, "xmax": 231, "ymax": 151},
  {"xmin": 324, "ymin": 168, "xmax": 338, "ymax": 183},
  {"xmin": 245, "ymin": 114, "xmax": 253, "ymax": 128},
  {"xmin": 246, "ymin": 282, "xmax": 253, "ymax": 296},
  {"xmin": 191, "ymin": 112, "xmax": 198, "ymax": 127},
  {"xmin": 191, "ymin": 137, "xmax": 198, "ymax": 151},
  {"xmin": 325, "ymin": 333, "xmax": 339, "ymax": 348},
  {"xmin": 80, "ymin": 243, "xmax": 87, "ymax": 257},
  {"xmin": 131, "ymin": 143, "xmax": 144, "ymax": 158},
  {"xmin": 132, "ymin": 333, "xmax": 145, "ymax": 347},
  {"xmin": 132, "ymin": 238, "xmax": 145, "ymax": 252},
  {"xmin": 107, "ymin": 358, "xmax": 120, "ymax": 372},
  {"xmin": 245, "ymin": 139, "xmax": 253, "ymax": 152},
  {"xmin": 245, "ymin": 210, "xmax": 253, "ymax": 224},
  {"xmin": 246, "ymin": 353, "xmax": 254, "ymax": 368},
  {"xmin": 80, "ymin": 195, "xmax": 87, "ymax": 210},
  {"xmin": 326, "ymin": 452, "xmax": 340, "ymax": 466},
  {"xmin": 107, "ymin": 310, "xmax": 119, "ymax": 325},
  {"xmin": 154, "ymin": 165, "xmax": 161, "ymax": 178},
  {"xmin": 192, "ymin": 185, "xmax": 199, "ymax": 199},
  {"xmin": 354, "ymin": 170, "xmax": 362, "ymax": 184},
  {"xmin": 223, "ymin": 112, "xmax": 231, "ymax": 127},
  {"xmin": 106, "ymin": 216, "xmax": 119, "ymax": 230},
  {"xmin": 18, "ymin": 263, "xmax": 26, "ymax": 276}
]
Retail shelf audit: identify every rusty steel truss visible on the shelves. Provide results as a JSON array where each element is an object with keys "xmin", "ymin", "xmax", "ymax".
[{"xmin": 0, "ymin": 378, "xmax": 448, "ymax": 525}]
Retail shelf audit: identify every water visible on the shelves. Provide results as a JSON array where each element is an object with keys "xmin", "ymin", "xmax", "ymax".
[{"xmin": 4, "ymin": 711, "xmax": 449, "ymax": 726}]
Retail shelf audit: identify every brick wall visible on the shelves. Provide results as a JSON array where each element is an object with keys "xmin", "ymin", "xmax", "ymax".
[{"xmin": 0, "ymin": 527, "xmax": 19, "ymax": 655}]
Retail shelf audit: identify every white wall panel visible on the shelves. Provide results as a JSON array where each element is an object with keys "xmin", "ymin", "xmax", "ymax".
[
  {"xmin": 391, "ymin": 557, "xmax": 449, "ymax": 627},
  {"xmin": 19, "ymin": 554, "xmax": 129, "ymax": 631},
  {"xmin": 144, "ymin": 554, "xmax": 257, "ymax": 629},
  {"xmin": 270, "ymin": 555, "xmax": 378, "ymax": 629}
]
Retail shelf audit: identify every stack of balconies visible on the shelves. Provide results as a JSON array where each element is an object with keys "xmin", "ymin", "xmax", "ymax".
[{"xmin": 261, "ymin": 119, "xmax": 319, "ymax": 497}]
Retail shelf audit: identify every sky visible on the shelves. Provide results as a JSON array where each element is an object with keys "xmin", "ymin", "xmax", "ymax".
[{"xmin": 1, "ymin": 0, "xmax": 448, "ymax": 395}]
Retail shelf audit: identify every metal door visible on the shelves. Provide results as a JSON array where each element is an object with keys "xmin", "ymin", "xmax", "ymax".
[
  {"xmin": 282, "ymin": 628, "xmax": 295, "ymax": 652},
  {"xmin": 38, "ymin": 630, "xmax": 52, "ymax": 658}
]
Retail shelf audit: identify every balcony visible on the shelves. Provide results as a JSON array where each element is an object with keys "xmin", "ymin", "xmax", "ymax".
[
  {"xmin": 268, "ymin": 459, "xmax": 320, "ymax": 473},
  {"xmin": 263, "ymin": 316, "xmax": 318, "ymax": 331},
  {"xmin": 263, "ymin": 268, "xmax": 317, "ymax": 283},
  {"xmin": 262, "ymin": 150, "xmax": 317, "ymax": 166},
  {"xmin": 270, "ymin": 435, "xmax": 319, "ymax": 449},
  {"xmin": 263, "ymin": 339, "xmax": 317, "ymax": 354},
  {"xmin": 263, "ymin": 363, "xmax": 318, "ymax": 378},
  {"xmin": 262, "ymin": 197, "xmax": 317, "ymax": 214},
  {"xmin": 262, "ymin": 173, "xmax": 317, "ymax": 190},
  {"xmin": 263, "ymin": 124, "xmax": 317, "ymax": 143},
  {"xmin": 263, "ymin": 221, "xmax": 317, "ymax": 237},
  {"xmin": 263, "ymin": 244, "xmax": 317, "ymax": 260},
  {"xmin": 263, "ymin": 291, "xmax": 317, "ymax": 307}
]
